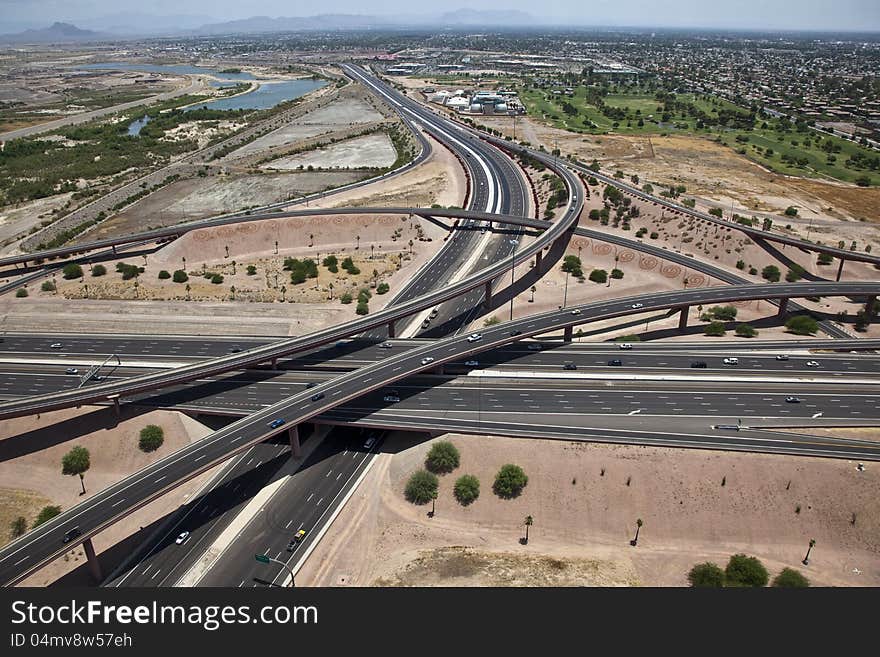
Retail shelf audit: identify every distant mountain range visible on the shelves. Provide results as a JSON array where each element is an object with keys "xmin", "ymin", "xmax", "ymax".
[
  {"xmin": 0, "ymin": 21, "xmax": 108, "ymax": 44},
  {"xmin": 0, "ymin": 10, "xmax": 541, "ymax": 42}
]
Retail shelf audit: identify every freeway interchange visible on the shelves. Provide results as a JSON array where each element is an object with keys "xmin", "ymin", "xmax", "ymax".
[{"xmin": 1, "ymin": 63, "xmax": 879, "ymax": 588}]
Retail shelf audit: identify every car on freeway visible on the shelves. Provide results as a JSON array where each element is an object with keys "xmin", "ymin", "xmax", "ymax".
[
  {"xmin": 785, "ymin": 396, "xmax": 801, "ymax": 403},
  {"xmin": 723, "ymin": 358, "xmax": 739, "ymax": 365},
  {"xmin": 430, "ymin": 308, "xmax": 439, "ymax": 319},
  {"xmin": 383, "ymin": 391, "xmax": 401, "ymax": 403},
  {"xmin": 287, "ymin": 529, "xmax": 307, "ymax": 551},
  {"xmin": 527, "ymin": 343, "xmax": 542, "ymax": 351},
  {"xmin": 465, "ymin": 360, "xmax": 479, "ymax": 367},
  {"xmin": 311, "ymin": 392, "xmax": 325, "ymax": 402},
  {"xmin": 363, "ymin": 435, "xmax": 379, "ymax": 450},
  {"xmin": 229, "ymin": 346, "xmax": 241, "ymax": 353},
  {"xmin": 65, "ymin": 368, "xmax": 79, "ymax": 375},
  {"xmin": 420, "ymin": 357, "xmax": 435, "ymax": 365},
  {"xmin": 175, "ymin": 531, "xmax": 190, "ymax": 545},
  {"xmin": 618, "ymin": 343, "xmax": 632, "ymax": 350},
  {"xmin": 335, "ymin": 340, "xmax": 347, "ymax": 348},
  {"xmin": 379, "ymin": 342, "xmax": 393, "ymax": 349},
  {"xmin": 93, "ymin": 375, "xmax": 106, "ymax": 381},
  {"xmin": 806, "ymin": 360, "xmax": 820, "ymax": 367},
  {"xmin": 268, "ymin": 418, "xmax": 286, "ymax": 429},
  {"xmin": 467, "ymin": 333, "xmax": 482, "ymax": 343},
  {"xmin": 421, "ymin": 319, "xmax": 431, "ymax": 329},
  {"xmin": 305, "ymin": 382, "xmax": 317, "ymax": 388},
  {"xmin": 630, "ymin": 303, "xmax": 644, "ymax": 309},
  {"xmin": 563, "ymin": 362, "xmax": 577, "ymax": 370},
  {"xmin": 510, "ymin": 330, "xmax": 522, "ymax": 337},
  {"xmin": 62, "ymin": 527, "xmax": 81, "ymax": 544},
  {"xmin": 775, "ymin": 355, "xmax": 789, "ymax": 361},
  {"xmin": 690, "ymin": 361, "xmax": 708, "ymax": 368},
  {"xmin": 50, "ymin": 343, "xmax": 62, "ymax": 349},
  {"xmin": 570, "ymin": 309, "xmax": 581, "ymax": 315},
  {"xmin": 608, "ymin": 359, "xmax": 623, "ymax": 366}
]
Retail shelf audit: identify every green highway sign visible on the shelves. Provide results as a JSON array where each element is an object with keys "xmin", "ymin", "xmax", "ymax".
[{"xmin": 254, "ymin": 554, "xmax": 271, "ymax": 564}]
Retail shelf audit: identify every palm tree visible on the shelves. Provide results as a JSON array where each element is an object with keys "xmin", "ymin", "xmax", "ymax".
[
  {"xmin": 274, "ymin": 240, "xmax": 278, "ymax": 255},
  {"xmin": 182, "ymin": 256, "xmax": 186, "ymax": 269},
  {"xmin": 630, "ymin": 518, "xmax": 643, "ymax": 546},
  {"xmin": 328, "ymin": 282, "xmax": 334, "ymax": 300},
  {"xmin": 231, "ymin": 260, "xmax": 236, "ymax": 275},
  {"xmin": 309, "ymin": 234, "xmax": 314, "ymax": 247},
  {"xmin": 230, "ymin": 285, "xmax": 236, "ymax": 301},
  {"xmin": 408, "ymin": 239, "xmax": 414, "ymax": 255},
  {"xmin": 356, "ymin": 235, "xmax": 360, "ymax": 250},
  {"xmin": 185, "ymin": 284, "xmax": 191, "ymax": 301},
  {"xmin": 524, "ymin": 515, "xmax": 533, "ymax": 543},
  {"xmin": 370, "ymin": 244, "xmax": 375, "ymax": 260},
  {"xmin": 803, "ymin": 538, "xmax": 816, "ymax": 566},
  {"xmin": 225, "ymin": 245, "xmax": 230, "ymax": 258},
  {"xmin": 280, "ymin": 285, "xmax": 287, "ymax": 302},
  {"xmin": 530, "ymin": 285, "xmax": 536, "ymax": 302},
  {"xmin": 133, "ymin": 280, "xmax": 139, "ymax": 298}
]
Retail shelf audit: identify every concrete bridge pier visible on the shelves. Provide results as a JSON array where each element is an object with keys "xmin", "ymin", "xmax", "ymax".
[
  {"xmin": 678, "ymin": 306, "xmax": 689, "ymax": 330},
  {"xmin": 483, "ymin": 280, "xmax": 493, "ymax": 307},
  {"xmin": 288, "ymin": 425, "xmax": 302, "ymax": 459},
  {"xmin": 777, "ymin": 298, "xmax": 789, "ymax": 316},
  {"xmin": 837, "ymin": 258, "xmax": 846, "ymax": 282},
  {"xmin": 563, "ymin": 326, "xmax": 574, "ymax": 343},
  {"xmin": 866, "ymin": 295, "xmax": 877, "ymax": 322},
  {"xmin": 270, "ymin": 358, "xmax": 278, "ymax": 370},
  {"xmin": 387, "ymin": 321, "xmax": 396, "ymax": 339},
  {"xmin": 535, "ymin": 249, "xmax": 543, "ymax": 269},
  {"xmin": 82, "ymin": 538, "xmax": 103, "ymax": 583}
]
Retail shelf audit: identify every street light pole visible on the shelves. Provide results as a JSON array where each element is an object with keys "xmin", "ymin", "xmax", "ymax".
[
  {"xmin": 254, "ymin": 553, "xmax": 295, "ymax": 587},
  {"xmin": 509, "ymin": 239, "xmax": 518, "ymax": 321}
]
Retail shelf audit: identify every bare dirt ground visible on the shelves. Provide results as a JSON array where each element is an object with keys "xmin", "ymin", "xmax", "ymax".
[
  {"xmin": 263, "ymin": 133, "xmax": 398, "ymax": 170},
  {"xmin": 0, "ymin": 193, "xmax": 75, "ymax": 254},
  {"xmin": 301, "ymin": 432, "xmax": 880, "ymax": 587},
  {"xmin": 0, "ymin": 407, "xmax": 222, "ymax": 586}
]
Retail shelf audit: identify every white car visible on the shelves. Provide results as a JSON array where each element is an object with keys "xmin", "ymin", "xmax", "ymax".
[
  {"xmin": 65, "ymin": 368, "xmax": 79, "ymax": 375},
  {"xmin": 806, "ymin": 360, "xmax": 820, "ymax": 368},
  {"xmin": 618, "ymin": 343, "xmax": 633, "ymax": 350},
  {"xmin": 467, "ymin": 333, "xmax": 482, "ymax": 343},
  {"xmin": 50, "ymin": 343, "xmax": 62, "ymax": 349},
  {"xmin": 379, "ymin": 342, "xmax": 393, "ymax": 349},
  {"xmin": 420, "ymin": 357, "xmax": 435, "ymax": 365},
  {"xmin": 775, "ymin": 354, "xmax": 789, "ymax": 361},
  {"xmin": 464, "ymin": 360, "xmax": 479, "ymax": 367},
  {"xmin": 570, "ymin": 309, "xmax": 581, "ymax": 315},
  {"xmin": 175, "ymin": 531, "xmax": 190, "ymax": 545},
  {"xmin": 383, "ymin": 394, "xmax": 401, "ymax": 403},
  {"xmin": 723, "ymin": 358, "xmax": 739, "ymax": 365},
  {"xmin": 630, "ymin": 303, "xmax": 644, "ymax": 309}
]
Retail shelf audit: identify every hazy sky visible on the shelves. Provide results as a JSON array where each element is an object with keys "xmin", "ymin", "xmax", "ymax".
[{"xmin": 1, "ymin": 0, "xmax": 879, "ymax": 32}]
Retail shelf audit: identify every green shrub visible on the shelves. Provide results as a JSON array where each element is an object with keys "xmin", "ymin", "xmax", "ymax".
[
  {"xmin": 92, "ymin": 264, "xmax": 107, "ymax": 276},
  {"xmin": 376, "ymin": 282, "xmax": 390, "ymax": 294},
  {"xmin": 138, "ymin": 425, "xmax": 164, "ymax": 452},
  {"xmin": 705, "ymin": 321, "xmax": 726, "ymax": 336},
  {"xmin": 588, "ymin": 269, "xmax": 608, "ymax": 284},
  {"xmin": 493, "ymin": 464, "xmax": 528, "ymax": 499},
  {"xmin": 62, "ymin": 263, "xmax": 83, "ymax": 279},
  {"xmin": 772, "ymin": 568, "xmax": 810, "ymax": 588},
  {"xmin": 355, "ymin": 302, "xmax": 369, "ymax": 315},
  {"xmin": 404, "ymin": 470, "xmax": 438, "ymax": 505},
  {"xmin": 611, "ymin": 268, "xmax": 624, "ymax": 279},
  {"xmin": 725, "ymin": 554, "xmax": 769, "ymax": 587},
  {"xmin": 172, "ymin": 270, "xmax": 188, "ymax": 283},
  {"xmin": 735, "ymin": 324, "xmax": 757, "ymax": 338},
  {"xmin": 32, "ymin": 505, "xmax": 62, "ymax": 528},
  {"xmin": 687, "ymin": 562, "xmax": 725, "ymax": 587},
  {"xmin": 158, "ymin": 270, "xmax": 171, "ymax": 279},
  {"xmin": 786, "ymin": 315, "xmax": 818, "ymax": 335},
  {"xmin": 340, "ymin": 292, "xmax": 353, "ymax": 304},
  {"xmin": 15, "ymin": 288, "xmax": 28, "ymax": 298},
  {"xmin": 246, "ymin": 265, "xmax": 257, "ymax": 275},
  {"xmin": 761, "ymin": 265, "xmax": 781, "ymax": 282},
  {"xmin": 425, "ymin": 441, "xmax": 460, "ymax": 474},
  {"xmin": 210, "ymin": 274, "xmax": 224, "ymax": 284},
  {"xmin": 454, "ymin": 475, "xmax": 480, "ymax": 505},
  {"xmin": 41, "ymin": 280, "xmax": 56, "ymax": 292}
]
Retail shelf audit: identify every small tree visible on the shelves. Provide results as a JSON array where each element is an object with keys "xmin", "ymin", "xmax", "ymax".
[
  {"xmin": 210, "ymin": 273, "xmax": 224, "ymax": 284},
  {"xmin": 41, "ymin": 280, "xmax": 56, "ymax": 292},
  {"xmin": 10, "ymin": 516, "xmax": 27, "ymax": 539},
  {"xmin": 761, "ymin": 265, "xmax": 781, "ymax": 282},
  {"xmin": 139, "ymin": 425, "xmax": 164, "ymax": 452},
  {"xmin": 589, "ymin": 269, "xmax": 608, "ymax": 284},
  {"xmin": 523, "ymin": 515, "xmax": 534, "ymax": 543},
  {"xmin": 62, "ymin": 263, "xmax": 83, "ymax": 280},
  {"xmin": 772, "ymin": 568, "xmax": 810, "ymax": 588},
  {"xmin": 786, "ymin": 315, "xmax": 819, "ymax": 335},
  {"xmin": 340, "ymin": 292, "xmax": 353, "ymax": 304},
  {"xmin": 32, "ymin": 505, "xmax": 62, "ymax": 528},
  {"xmin": 736, "ymin": 324, "xmax": 757, "ymax": 338},
  {"xmin": 453, "ymin": 475, "xmax": 480, "ymax": 505},
  {"xmin": 92, "ymin": 264, "xmax": 107, "ymax": 277},
  {"xmin": 172, "ymin": 270, "xmax": 188, "ymax": 283},
  {"xmin": 404, "ymin": 470, "xmax": 439, "ymax": 505},
  {"xmin": 158, "ymin": 270, "xmax": 171, "ymax": 279},
  {"xmin": 15, "ymin": 288, "xmax": 28, "ymax": 298},
  {"xmin": 62, "ymin": 446, "xmax": 90, "ymax": 495},
  {"xmin": 425, "ymin": 440, "xmax": 460, "ymax": 474},
  {"xmin": 785, "ymin": 265, "xmax": 805, "ymax": 282},
  {"xmin": 493, "ymin": 464, "xmax": 528, "ymax": 499},
  {"xmin": 356, "ymin": 301, "xmax": 369, "ymax": 315},
  {"xmin": 376, "ymin": 282, "xmax": 390, "ymax": 294},
  {"xmin": 705, "ymin": 321, "xmax": 726, "ymax": 336},
  {"xmin": 246, "ymin": 264, "xmax": 257, "ymax": 275},
  {"xmin": 611, "ymin": 268, "xmax": 624, "ymax": 279},
  {"xmin": 483, "ymin": 315, "xmax": 500, "ymax": 327},
  {"xmin": 725, "ymin": 553, "xmax": 769, "ymax": 587},
  {"xmin": 687, "ymin": 562, "xmax": 725, "ymax": 587},
  {"xmin": 784, "ymin": 206, "xmax": 798, "ymax": 217}
]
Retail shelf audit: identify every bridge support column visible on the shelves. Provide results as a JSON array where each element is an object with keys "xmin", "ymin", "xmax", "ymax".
[
  {"xmin": 387, "ymin": 321, "xmax": 396, "ymax": 339},
  {"xmin": 678, "ymin": 306, "xmax": 689, "ymax": 330},
  {"xmin": 535, "ymin": 249, "xmax": 543, "ymax": 269},
  {"xmin": 270, "ymin": 358, "xmax": 278, "ymax": 370},
  {"xmin": 563, "ymin": 326, "xmax": 574, "ymax": 343},
  {"xmin": 288, "ymin": 425, "xmax": 302, "ymax": 459},
  {"xmin": 483, "ymin": 280, "xmax": 493, "ymax": 307},
  {"xmin": 866, "ymin": 296, "xmax": 877, "ymax": 323},
  {"xmin": 837, "ymin": 258, "xmax": 845, "ymax": 282},
  {"xmin": 112, "ymin": 397, "xmax": 121, "ymax": 418},
  {"xmin": 777, "ymin": 298, "xmax": 789, "ymax": 317},
  {"xmin": 82, "ymin": 538, "xmax": 103, "ymax": 583}
]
